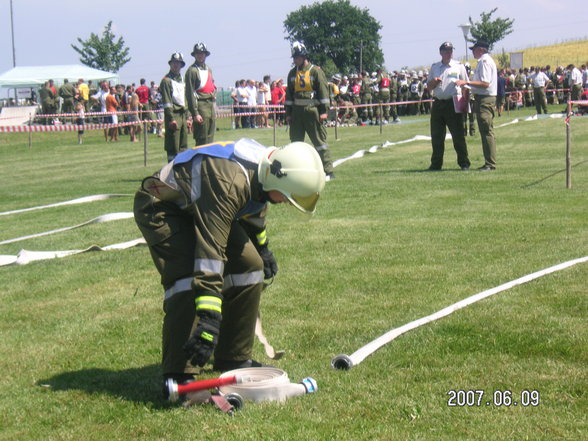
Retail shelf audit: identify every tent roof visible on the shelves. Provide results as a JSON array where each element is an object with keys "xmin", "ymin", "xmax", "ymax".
[{"xmin": 0, "ymin": 65, "xmax": 119, "ymax": 88}]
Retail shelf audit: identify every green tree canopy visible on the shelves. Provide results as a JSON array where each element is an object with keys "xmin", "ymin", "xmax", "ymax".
[
  {"xmin": 284, "ymin": 0, "xmax": 384, "ymax": 76},
  {"xmin": 468, "ymin": 8, "xmax": 514, "ymax": 51},
  {"xmin": 71, "ymin": 21, "xmax": 131, "ymax": 73}
]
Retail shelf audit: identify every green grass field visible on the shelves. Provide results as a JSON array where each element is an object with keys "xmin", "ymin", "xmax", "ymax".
[{"xmin": 0, "ymin": 106, "xmax": 586, "ymax": 441}]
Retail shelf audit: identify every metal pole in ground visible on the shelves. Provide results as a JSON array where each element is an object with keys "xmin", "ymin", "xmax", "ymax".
[
  {"xmin": 28, "ymin": 114, "xmax": 32, "ymax": 148},
  {"xmin": 273, "ymin": 108, "xmax": 277, "ymax": 146},
  {"xmin": 334, "ymin": 103, "xmax": 339, "ymax": 141},
  {"xmin": 566, "ymin": 102, "xmax": 572, "ymax": 189},
  {"xmin": 379, "ymin": 103, "xmax": 383, "ymax": 135},
  {"xmin": 143, "ymin": 121, "xmax": 148, "ymax": 167}
]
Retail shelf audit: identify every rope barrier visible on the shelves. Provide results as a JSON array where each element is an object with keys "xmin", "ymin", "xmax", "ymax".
[{"xmin": 1, "ymin": 89, "xmax": 580, "ymax": 133}]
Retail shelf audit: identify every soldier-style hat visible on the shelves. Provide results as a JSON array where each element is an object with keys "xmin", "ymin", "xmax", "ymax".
[
  {"xmin": 168, "ymin": 52, "xmax": 185, "ymax": 67},
  {"xmin": 191, "ymin": 42, "xmax": 210, "ymax": 57},
  {"xmin": 439, "ymin": 41, "xmax": 454, "ymax": 51},
  {"xmin": 469, "ymin": 40, "xmax": 490, "ymax": 50}
]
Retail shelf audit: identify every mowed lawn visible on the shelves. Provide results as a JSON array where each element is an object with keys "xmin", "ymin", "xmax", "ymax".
[{"xmin": 0, "ymin": 108, "xmax": 586, "ymax": 441}]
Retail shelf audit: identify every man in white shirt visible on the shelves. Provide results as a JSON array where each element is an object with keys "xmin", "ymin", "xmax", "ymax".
[
  {"xmin": 426, "ymin": 41, "xmax": 470, "ymax": 170},
  {"xmin": 245, "ymin": 79, "xmax": 258, "ymax": 128},
  {"xmin": 531, "ymin": 67, "xmax": 551, "ymax": 114},
  {"xmin": 236, "ymin": 79, "xmax": 250, "ymax": 128},
  {"xmin": 456, "ymin": 40, "xmax": 497, "ymax": 171},
  {"xmin": 567, "ymin": 64, "xmax": 583, "ymax": 101}
]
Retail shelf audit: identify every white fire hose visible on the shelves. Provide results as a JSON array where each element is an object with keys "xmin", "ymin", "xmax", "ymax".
[
  {"xmin": 218, "ymin": 367, "xmax": 317, "ymax": 407},
  {"xmin": 167, "ymin": 367, "xmax": 317, "ymax": 412}
]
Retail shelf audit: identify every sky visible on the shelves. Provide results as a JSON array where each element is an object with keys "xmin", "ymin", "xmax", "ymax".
[{"xmin": 1, "ymin": 0, "xmax": 587, "ymax": 94}]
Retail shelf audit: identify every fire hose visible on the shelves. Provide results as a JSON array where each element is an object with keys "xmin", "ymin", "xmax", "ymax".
[{"xmin": 166, "ymin": 367, "xmax": 317, "ymax": 412}]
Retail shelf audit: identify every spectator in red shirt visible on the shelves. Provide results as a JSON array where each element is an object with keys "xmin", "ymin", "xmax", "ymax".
[
  {"xmin": 136, "ymin": 78, "xmax": 153, "ymax": 131},
  {"xmin": 271, "ymin": 79, "xmax": 286, "ymax": 125}
]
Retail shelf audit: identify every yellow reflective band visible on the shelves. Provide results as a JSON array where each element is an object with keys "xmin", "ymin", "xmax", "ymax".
[
  {"xmin": 195, "ymin": 295, "xmax": 222, "ymax": 313},
  {"xmin": 256, "ymin": 230, "xmax": 268, "ymax": 246},
  {"xmin": 191, "ymin": 140, "xmax": 233, "ymax": 150},
  {"xmin": 201, "ymin": 332, "xmax": 214, "ymax": 342}
]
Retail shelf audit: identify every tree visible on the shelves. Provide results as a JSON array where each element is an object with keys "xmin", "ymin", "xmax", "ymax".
[
  {"xmin": 284, "ymin": 0, "xmax": 384, "ymax": 76},
  {"xmin": 71, "ymin": 21, "xmax": 131, "ymax": 73},
  {"xmin": 468, "ymin": 8, "xmax": 514, "ymax": 51}
]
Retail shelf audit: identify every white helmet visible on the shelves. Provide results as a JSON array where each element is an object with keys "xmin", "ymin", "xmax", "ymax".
[{"xmin": 258, "ymin": 142, "xmax": 326, "ymax": 215}]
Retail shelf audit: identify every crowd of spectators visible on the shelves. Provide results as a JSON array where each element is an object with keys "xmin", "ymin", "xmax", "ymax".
[
  {"xmin": 5, "ymin": 61, "xmax": 586, "ymax": 136},
  {"xmin": 226, "ymin": 62, "xmax": 588, "ymax": 129},
  {"xmin": 34, "ymin": 77, "xmax": 164, "ymax": 142},
  {"xmin": 229, "ymin": 76, "xmax": 285, "ymax": 129}
]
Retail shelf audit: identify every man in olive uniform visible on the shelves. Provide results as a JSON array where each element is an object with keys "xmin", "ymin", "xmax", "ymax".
[
  {"xmin": 59, "ymin": 78, "xmax": 78, "ymax": 119},
  {"xmin": 39, "ymin": 81, "xmax": 52, "ymax": 125},
  {"xmin": 160, "ymin": 52, "xmax": 188, "ymax": 162},
  {"xmin": 350, "ymin": 75, "xmax": 362, "ymax": 122},
  {"xmin": 456, "ymin": 40, "xmax": 498, "ymax": 171},
  {"xmin": 327, "ymin": 73, "xmax": 341, "ymax": 122},
  {"xmin": 185, "ymin": 42, "xmax": 216, "ymax": 146},
  {"xmin": 133, "ymin": 138, "xmax": 325, "ymax": 396},
  {"xmin": 359, "ymin": 71, "xmax": 374, "ymax": 124},
  {"xmin": 376, "ymin": 67, "xmax": 391, "ymax": 123},
  {"xmin": 285, "ymin": 41, "xmax": 334, "ymax": 180}
]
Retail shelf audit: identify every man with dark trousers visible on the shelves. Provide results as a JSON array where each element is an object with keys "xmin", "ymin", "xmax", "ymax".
[
  {"xmin": 133, "ymin": 138, "xmax": 325, "ymax": 398},
  {"xmin": 426, "ymin": 42, "xmax": 470, "ymax": 171},
  {"xmin": 160, "ymin": 52, "xmax": 188, "ymax": 162},
  {"xmin": 185, "ymin": 42, "xmax": 216, "ymax": 146},
  {"xmin": 285, "ymin": 41, "xmax": 334, "ymax": 180}
]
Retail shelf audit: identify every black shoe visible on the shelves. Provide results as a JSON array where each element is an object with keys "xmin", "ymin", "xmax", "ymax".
[
  {"xmin": 213, "ymin": 359, "xmax": 269, "ymax": 372},
  {"xmin": 425, "ymin": 166, "xmax": 441, "ymax": 171},
  {"xmin": 478, "ymin": 165, "xmax": 496, "ymax": 171},
  {"xmin": 326, "ymin": 172, "xmax": 335, "ymax": 181},
  {"xmin": 461, "ymin": 165, "xmax": 470, "ymax": 170}
]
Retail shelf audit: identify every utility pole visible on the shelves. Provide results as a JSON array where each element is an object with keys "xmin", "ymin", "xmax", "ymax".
[
  {"xmin": 10, "ymin": 0, "xmax": 16, "ymax": 67},
  {"xmin": 359, "ymin": 40, "xmax": 363, "ymax": 74}
]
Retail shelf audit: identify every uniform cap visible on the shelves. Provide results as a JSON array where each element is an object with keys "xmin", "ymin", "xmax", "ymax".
[
  {"xmin": 469, "ymin": 40, "xmax": 490, "ymax": 50},
  {"xmin": 439, "ymin": 41, "xmax": 454, "ymax": 51}
]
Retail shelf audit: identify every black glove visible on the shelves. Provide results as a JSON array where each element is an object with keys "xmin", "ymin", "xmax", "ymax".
[
  {"xmin": 258, "ymin": 245, "xmax": 278, "ymax": 279},
  {"xmin": 183, "ymin": 311, "xmax": 221, "ymax": 367}
]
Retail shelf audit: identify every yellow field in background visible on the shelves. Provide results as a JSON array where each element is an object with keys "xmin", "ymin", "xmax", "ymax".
[{"xmin": 461, "ymin": 39, "xmax": 588, "ymax": 70}]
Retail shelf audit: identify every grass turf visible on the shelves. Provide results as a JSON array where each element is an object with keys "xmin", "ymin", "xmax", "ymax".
[{"xmin": 0, "ymin": 107, "xmax": 586, "ymax": 440}]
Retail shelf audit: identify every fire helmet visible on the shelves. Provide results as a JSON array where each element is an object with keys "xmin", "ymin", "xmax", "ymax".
[
  {"xmin": 291, "ymin": 41, "xmax": 308, "ymax": 58},
  {"xmin": 191, "ymin": 42, "xmax": 210, "ymax": 57},
  {"xmin": 168, "ymin": 52, "xmax": 185, "ymax": 67},
  {"xmin": 258, "ymin": 142, "xmax": 326, "ymax": 215}
]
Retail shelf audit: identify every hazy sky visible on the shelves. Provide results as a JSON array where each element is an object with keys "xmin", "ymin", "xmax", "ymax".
[{"xmin": 0, "ymin": 0, "xmax": 586, "ymax": 90}]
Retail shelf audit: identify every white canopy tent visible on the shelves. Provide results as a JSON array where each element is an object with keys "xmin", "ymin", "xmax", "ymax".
[{"xmin": 0, "ymin": 65, "xmax": 119, "ymax": 89}]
